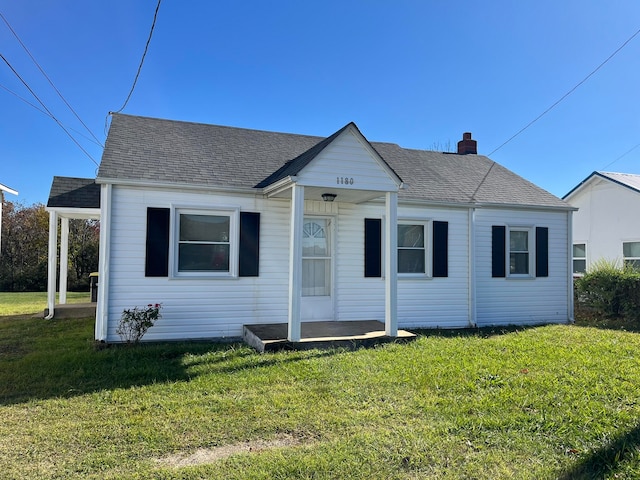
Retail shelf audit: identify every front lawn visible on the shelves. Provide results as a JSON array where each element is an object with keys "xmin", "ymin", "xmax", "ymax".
[
  {"xmin": 0, "ymin": 315, "xmax": 639, "ymax": 479},
  {"xmin": 0, "ymin": 291, "xmax": 91, "ymax": 316}
]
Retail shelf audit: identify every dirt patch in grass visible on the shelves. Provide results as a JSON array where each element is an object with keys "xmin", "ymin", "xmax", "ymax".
[{"xmin": 157, "ymin": 434, "xmax": 309, "ymax": 467}]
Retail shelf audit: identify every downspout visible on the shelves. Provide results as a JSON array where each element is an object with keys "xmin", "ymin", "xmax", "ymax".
[
  {"xmin": 95, "ymin": 184, "xmax": 112, "ymax": 341},
  {"xmin": 567, "ymin": 210, "xmax": 575, "ymax": 323},
  {"xmin": 468, "ymin": 207, "xmax": 477, "ymax": 327}
]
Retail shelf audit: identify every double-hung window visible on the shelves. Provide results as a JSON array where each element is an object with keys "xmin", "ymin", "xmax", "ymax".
[
  {"xmin": 623, "ymin": 241, "xmax": 640, "ymax": 271},
  {"xmin": 573, "ymin": 243, "xmax": 587, "ymax": 275},
  {"xmin": 398, "ymin": 221, "xmax": 429, "ymax": 275},
  {"xmin": 174, "ymin": 208, "xmax": 239, "ymax": 277},
  {"xmin": 508, "ymin": 227, "xmax": 532, "ymax": 276}
]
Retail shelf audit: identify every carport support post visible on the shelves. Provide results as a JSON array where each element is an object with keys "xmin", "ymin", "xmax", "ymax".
[
  {"xmin": 46, "ymin": 210, "xmax": 58, "ymax": 319},
  {"xmin": 59, "ymin": 217, "xmax": 69, "ymax": 304},
  {"xmin": 385, "ymin": 191, "xmax": 398, "ymax": 336},
  {"xmin": 287, "ymin": 184, "xmax": 304, "ymax": 342}
]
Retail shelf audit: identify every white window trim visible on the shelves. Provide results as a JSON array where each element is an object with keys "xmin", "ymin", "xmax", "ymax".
[
  {"xmin": 622, "ymin": 240, "xmax": 640, "ymax": 269},
  {"xmin": 170, "ymin": 205, "xmax": 240, "ymax": 279},
  {"xmin": 507, "ymin": 226, "xmax": 534, "ymax": 279},
  {"xmin": 397, "ymin": 219, "xmax": 432, "ymax": 278},
  {"xmin": 572, "ymin": 242, "xmax": 587, "ymax": 276}
]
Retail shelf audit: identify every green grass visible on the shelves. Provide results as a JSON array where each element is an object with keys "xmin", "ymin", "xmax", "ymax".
[
  {"xmin": 0, "ymin": 291, "xmax": 91, "ymax": 316},
  {"xmin": 1, "ymin": 316, "xmax": 640, "ymax": 479}
]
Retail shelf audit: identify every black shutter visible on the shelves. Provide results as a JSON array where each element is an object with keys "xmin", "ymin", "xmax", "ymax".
[
  {"xmin": 432, "ymin": 221, "xmax": 448, "ymax": 277},
  {"xmin": 239, "ymin": 212, "xmax": 260, "ymax": 277},
  {"xmin": 536, "ymin": 227, "xmax": 549, "ymax": 277},
  {"xmin": 364, "ymin": 218, "xmax": 382, "ymax": 277},
  {"xmin": 145, "ymin": 208, "xmax": 170, "ymax": 277},
  {"xmin": 492, "ymin": 225, "xmax": 506, "ymax": 278}
]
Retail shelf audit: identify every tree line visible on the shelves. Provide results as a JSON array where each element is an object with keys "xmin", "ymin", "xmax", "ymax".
[{"xmin": 0, "ymin": 202, "xmax": 99, "ymax": 292}]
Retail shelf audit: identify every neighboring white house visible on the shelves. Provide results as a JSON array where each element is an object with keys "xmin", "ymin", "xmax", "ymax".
[
  {"xmin": 47, "ymin": 114, "xmax": 575, "ymax": 343},
  {"xmin": 563, "ymin": 171, "xmax": 640, "ymax": 274}
]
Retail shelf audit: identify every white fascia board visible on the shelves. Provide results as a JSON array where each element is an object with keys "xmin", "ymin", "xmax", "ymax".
[
  {"xmin": 0, "ymin": 184, "xmax": 18, "ymax": 196},
  {"xmin": 95, "ymin": 177, "xmax": 261, "ymax": 196},
  {"xmin": 45, "ymin": 207, "xmax": 101, "ymax": 219}
]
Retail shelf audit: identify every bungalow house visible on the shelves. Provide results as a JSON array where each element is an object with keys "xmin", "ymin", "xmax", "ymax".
[
  {"xmin": 563, "ymin": 171, "xmax": 640, "ymax": 274},
  {"xmin": 47, "ymin": 114, "xmax": 575, "ymax": 342}
]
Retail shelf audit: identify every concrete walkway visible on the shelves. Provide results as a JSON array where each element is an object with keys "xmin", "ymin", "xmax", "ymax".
[{"xmin": 243, "ymin": 320, "xmax": 416, "ymax": 352}]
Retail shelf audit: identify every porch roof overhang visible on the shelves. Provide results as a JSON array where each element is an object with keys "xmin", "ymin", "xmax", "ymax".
[{"xmin": 263, "ymin": 175, "xmax": 403, "ymax": 204}]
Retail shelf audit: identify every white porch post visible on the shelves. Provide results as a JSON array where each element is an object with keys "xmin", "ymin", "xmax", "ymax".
[
  {"xmin": 46, "ymin": 210, "xmax": 59, "ymax": 319},
  {"xmin": 59, "ymin": 217, "xmax": 69, "ymax": 304},
  {"xmin": 385, "ymin": 191, "xmax": 398, "ymax": 336},
  {"xmin": 288, "ymin": 184, "xmax": 304, "ymax": 342}
]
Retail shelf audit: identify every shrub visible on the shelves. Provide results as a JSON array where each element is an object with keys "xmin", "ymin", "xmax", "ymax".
[
  {"xmin": 116, "ymin": 303, "xmax": 162, "ymax": 343},
  {"xmin": 575, "ymin": 260, "xmax": 640, "ymax": 324}
]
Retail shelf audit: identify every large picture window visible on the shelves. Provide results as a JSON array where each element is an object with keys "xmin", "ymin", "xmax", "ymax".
[
  {"xmin": 398, "ymin": 222, "xmax": 428, "ymax": 275},
  {"xmin": 173, "ymin": 208, "xmax": 239, "ymax": 277}
]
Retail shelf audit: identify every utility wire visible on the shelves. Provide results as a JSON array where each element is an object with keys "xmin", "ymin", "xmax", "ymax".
[
  {"xmin": 600, "ymin": 142, "xmax": 640, "ymax": 171},
  {"xmin": 0, "ymin": 12, "xmax": 103, "ymax": 147},
  {"xmin": 488, "ymin": 26, "xmax": 640, "ymax": 156},
  {"xmin": 0, "ymin": 81, "xmax": 103, "ymax": 147},
  {"xmin": 112, "ymin": 0, "xmax": 162, "ymax": 113},
  {"xmin": 0, "ymin": 53, "xmax": 99, "ymax": 166}
]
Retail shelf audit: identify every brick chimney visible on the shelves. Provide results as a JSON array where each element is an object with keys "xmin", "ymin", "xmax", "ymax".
[{"xmin": 457, "ymin": 132, "xmax": 477, "ymax": 155}]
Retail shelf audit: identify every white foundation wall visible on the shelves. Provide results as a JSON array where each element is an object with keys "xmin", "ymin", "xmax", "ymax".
[{"xmin": 474, "ymin": 208, "xmax": 571, "ymax": 326}]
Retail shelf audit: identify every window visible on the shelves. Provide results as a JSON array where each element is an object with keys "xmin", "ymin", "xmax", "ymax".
[
  {"xmin": 174, "ymin": 208, "xmax": 239, "ymax": 277},
  {"xmin": 573, "ymin": 243, "xmax": 586, "ymax": 275},
  {"xmin": 509, "ymin": 228, "xmax": 531, "ymax": 275},
  {"xmin": 145, "ymin": 207, "xmax": 259, "ymax": 278},
  {"xmin": 623, "ymin": 241, "xmax": 640, "ymax": 271},
  {"xmin": 398, "ymin": 222, "xmax": 428, "ymax": 274},
  {"xmin": 492, "ymin": 225, "xmax": 548, "ymax": 278}
]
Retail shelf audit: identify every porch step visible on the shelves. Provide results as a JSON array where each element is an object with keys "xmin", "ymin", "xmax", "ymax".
[{"xmin": 243, "ymin": 320, "xmax": 416, "ymax": 353}]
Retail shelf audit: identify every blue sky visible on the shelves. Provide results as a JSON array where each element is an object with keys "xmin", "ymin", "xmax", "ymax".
[{"xmin": 1, "ymin": 1, "xmax": 639, "ymax": 205}]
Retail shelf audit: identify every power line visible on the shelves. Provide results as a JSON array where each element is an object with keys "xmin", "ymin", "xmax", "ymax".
[
  {"xmin": 0, "ymin": 81, "xmax": 103, "ymax": 147},
  {"xmin": 112, "ymin": 0, "xmax": 162, "ymax": 113},
  {"xmin": 488, "ymin": 26, "xmax": 640, "ymax": 157},
  {"xmin": 0, "ymin": 53, "xmax": 99, "ymax": 166},
  {"xmin": 600, "ymin": 143, "xmax": 640, "ymax": 171},
  {"xmin": 0, "ymin": 12, "xmax": 103, "ymax": 148}
]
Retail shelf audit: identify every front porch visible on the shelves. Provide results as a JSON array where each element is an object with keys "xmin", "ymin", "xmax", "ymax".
[{"xmin": 243, "ymin": 320, "xmax": 416, "ymax": 352}]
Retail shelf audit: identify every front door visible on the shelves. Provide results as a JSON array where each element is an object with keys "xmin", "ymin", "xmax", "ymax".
[{"xmin": 301, "ymin": 217, "xmax": 334, "ymax": 321}]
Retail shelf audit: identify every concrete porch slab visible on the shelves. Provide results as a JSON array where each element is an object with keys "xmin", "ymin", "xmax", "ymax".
[
  {"xmin": 41, "ymin": 302, "xmax": 96, "ymax": 319},
  {"xmin": 243, "ymin": 320, "xmax": 416, "ymax": 353}
]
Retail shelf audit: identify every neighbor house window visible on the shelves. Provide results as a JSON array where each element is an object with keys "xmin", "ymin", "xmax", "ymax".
[
  {"xmin": 509, "ymin": 227, "xmax": 532, "ymax": 276},
  {"xmin": 174, "ymin": 208, "xmax": 239, "ymax": 277},
  {"xmin": 623, "ymin": 241, "xmax": 640, "ymax": 271},
  {"xmin": 398, "ymin": 222, "xmax": 429, "ymax": 275},
  {"xmin": 573, "ymin": 243, "xmax": 586, "ymax": 275}
]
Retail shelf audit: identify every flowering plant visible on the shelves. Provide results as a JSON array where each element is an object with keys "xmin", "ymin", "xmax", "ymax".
[{"xmin": 116, "ymin": 303, "xmax": 162, "ymax": 343}]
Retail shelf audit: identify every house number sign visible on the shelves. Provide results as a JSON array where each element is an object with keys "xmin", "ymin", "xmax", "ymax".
[{"xmin": 337, "ymin": 177, "xmax": 355, "ymax": 185}]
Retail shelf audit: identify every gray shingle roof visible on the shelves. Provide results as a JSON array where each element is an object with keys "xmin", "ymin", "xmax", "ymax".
[
  {"xmin": 563, "ymin": 171, "xmax": 640, "ymax": 199},
  {"xmin": 98, "ymin": 114, "xmax": 569, "ymax": 209},
  {"xmin": 47, "ymin": 176, "xmax": 100, "ymax": 209}
]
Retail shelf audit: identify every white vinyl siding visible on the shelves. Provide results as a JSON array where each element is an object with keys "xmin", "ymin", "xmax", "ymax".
[{"xmin": 475, "ymin": 208, "xmax": 570, "ymax": 327}]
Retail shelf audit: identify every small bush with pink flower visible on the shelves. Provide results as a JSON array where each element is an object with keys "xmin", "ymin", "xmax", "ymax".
[{"xmin": 116, "ymin": 303, "xmax": 162, "ymax": 343}]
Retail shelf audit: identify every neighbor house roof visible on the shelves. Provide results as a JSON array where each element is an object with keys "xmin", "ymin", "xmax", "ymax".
[
  {"xmin": 97, "ymin": 114, "xmax": 570, "ymax": 209},
  {"xmin": 47, "ymin": 176, "xmax": 100, "ymax": 209},
  {"xmin": 563, "ymin": 171, "xmax": 640, "ymax": 200}
]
